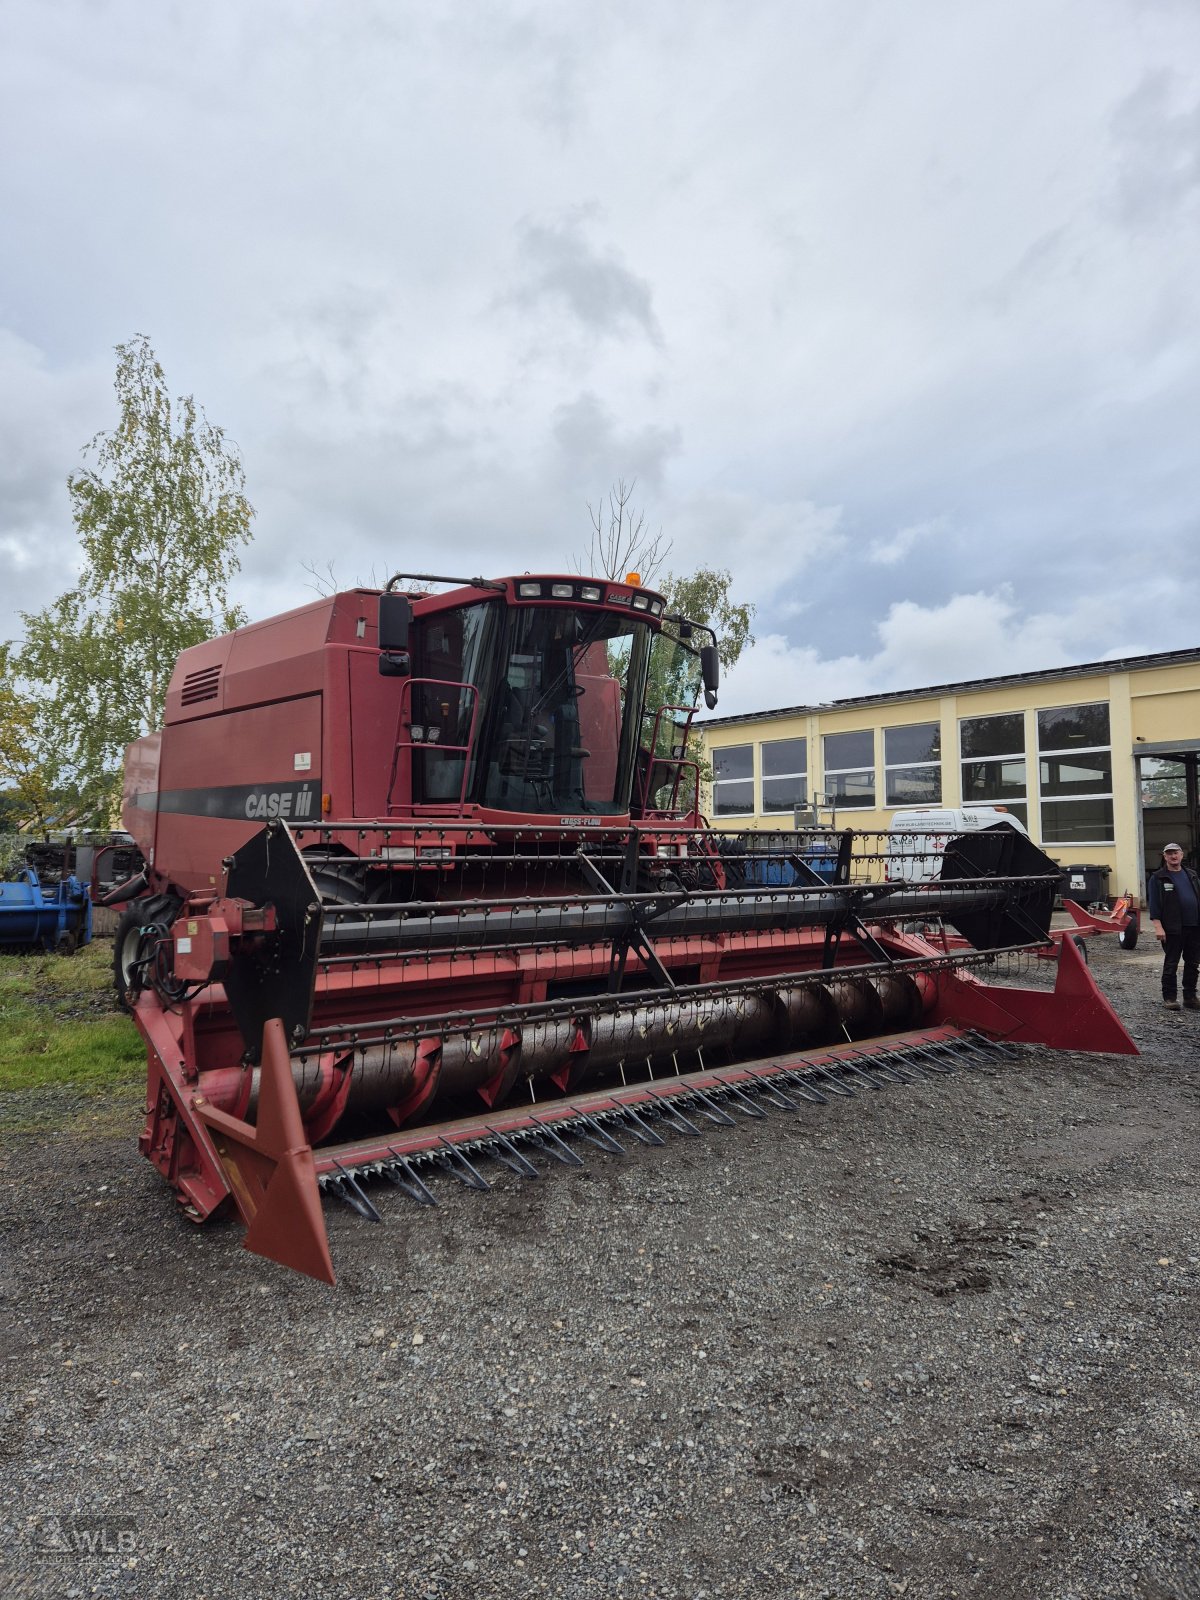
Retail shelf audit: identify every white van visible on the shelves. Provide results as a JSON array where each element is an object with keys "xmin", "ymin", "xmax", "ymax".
[{"xmin": 884, "ymin": 805, "xmax": 1030, "ymax": 883}]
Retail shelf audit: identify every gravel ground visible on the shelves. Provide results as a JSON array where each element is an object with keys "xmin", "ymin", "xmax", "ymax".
[{"xmin": 1, "ymin": 935, "xmax": 1198, "ymax": 1600}]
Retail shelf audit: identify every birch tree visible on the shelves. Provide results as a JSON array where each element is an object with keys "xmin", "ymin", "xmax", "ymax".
[{"xmin": 18, "ymin": 335, "xmax": 254, "ymax": 819}]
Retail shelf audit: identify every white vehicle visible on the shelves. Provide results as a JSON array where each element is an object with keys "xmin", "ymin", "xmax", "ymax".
[{"xmin": 884, "ymin": 805, "xmax": 1030, "ymax": 883}]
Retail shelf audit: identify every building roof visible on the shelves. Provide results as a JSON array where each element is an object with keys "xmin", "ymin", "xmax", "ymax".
[{"xmin": 699, "ymin": 644, "xmax": 1200, "ymax": 730}]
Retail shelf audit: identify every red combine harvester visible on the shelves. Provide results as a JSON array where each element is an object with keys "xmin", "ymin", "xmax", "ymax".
[{"xmin": 113, "ymin": 572, "xmax": 1136, "ymax": 1283}]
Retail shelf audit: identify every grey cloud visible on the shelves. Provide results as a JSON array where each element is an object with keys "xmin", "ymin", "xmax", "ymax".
[
  {"xmin": 0, "ymin": 333, "xmax": 112, "ymax": 641},
  {"xmin": 866, "ymin": 517, "xmax": 948, "ymax": 568},
  {"xmin": 1110, "ymin": 71, "xmax": 1200, "ymax": 227},
  {"xmin": 510, "ymin": 214, "xmax": 662, "ymax": 344},
  {"xmin": 982, "ymin": 227, "xmax": 1074, "ymax": 313},
  {"xmin": 2, "ymin": 0, "xmax": 1199, "ymax": 689},
  {"xmin": 551, "ymin": 393, "xmax": 681, "ymax": 495},
  {"xmin": 463, "ymin": 11, "xmax": 591, "ymax": 139}
]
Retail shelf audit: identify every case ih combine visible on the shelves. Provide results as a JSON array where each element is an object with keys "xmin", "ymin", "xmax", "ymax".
[{"xmin": 112, "ymin": 572, "xmax": 1136, "ymax": 1283}]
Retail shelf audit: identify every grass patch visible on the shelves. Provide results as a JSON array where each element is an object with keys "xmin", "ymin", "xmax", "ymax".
[{"xmin": 0, "ymin": 938, "xmax": 145, "ymax": 1093}]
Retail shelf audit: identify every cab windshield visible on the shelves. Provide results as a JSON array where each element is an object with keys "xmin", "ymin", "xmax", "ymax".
[
  {"xmin": 481, "ymin": 605, "xmax": 652, "ymax": 814},
  {"xmin": 407, "ymin": 601, "xmax": 652, "ymax": 815}
]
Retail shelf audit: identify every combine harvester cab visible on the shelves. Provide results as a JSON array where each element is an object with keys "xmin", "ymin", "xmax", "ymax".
[{"xmin": 115, "ymin": 573, "xmax": 1137, "ymax": 1283}]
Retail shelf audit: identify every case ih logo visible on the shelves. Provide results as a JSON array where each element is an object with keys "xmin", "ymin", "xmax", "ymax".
[
  {"xmin": 244, "ymin": 784, "xmax": 317, "ymax": 821},
  {"xmin": 133, "ymin": 780, "xmax": 322, "ymax": 822}
]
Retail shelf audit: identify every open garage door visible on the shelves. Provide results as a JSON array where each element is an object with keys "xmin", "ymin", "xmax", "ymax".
[{"xmin": 1137, "ymin": 745, "xmax": 1199, "ymax": 882}]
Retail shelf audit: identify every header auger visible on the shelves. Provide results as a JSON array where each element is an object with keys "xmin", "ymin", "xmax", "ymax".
[{"xmin": 115, "ymin": 573, "xmax": 1136, "ymax": 1281}]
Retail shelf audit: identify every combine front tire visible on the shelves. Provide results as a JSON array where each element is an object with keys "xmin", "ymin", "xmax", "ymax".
[
  {"xmin": 311, "ymin": 869, "xmax": 368, "ymax": 906},
  {"xmin": 113, "ymin": 897, "xmax": 178, "ymax": 1009}
]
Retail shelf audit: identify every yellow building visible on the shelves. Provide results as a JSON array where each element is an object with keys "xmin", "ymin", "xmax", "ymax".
[{"xmin": 698, "ymin": 646, "xmax": 1200, "ymax": 903}]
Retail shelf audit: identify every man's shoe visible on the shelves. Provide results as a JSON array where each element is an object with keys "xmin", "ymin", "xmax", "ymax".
[
  {"xmin": 1164, "ymin": 999, "xmax": 1182, "ymax": 1011},
  {"xmin": 1185, "ymin": 997, "xmax": 1200, "ymax": 1011}
]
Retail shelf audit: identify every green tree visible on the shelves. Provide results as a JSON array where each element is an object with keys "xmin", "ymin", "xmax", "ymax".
[
  {"xmin": 658, "ymin": 566, "xmax": 754, "ymax": 673},
  {"xmin": 0, "ymin": 642, "xmax": 62, "ymax": 831},
  {"xmin": 575, "ymin": 481, "xmax": 756, "ymax": 813},
  {"xmin": 18, "ymin": 335, "xmax": 254, "ymax": 819},
  {"xmin": 575, "ymin": 479, "xmax": 755, "ymax": 672}
]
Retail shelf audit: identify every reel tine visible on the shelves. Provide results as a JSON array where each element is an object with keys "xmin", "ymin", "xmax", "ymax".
[
  {"xmin": 572, "ymin": 1112, "xmax": 626, "ymax": 1156},
  {"xmin": 862, "ymin": 1050, "xmax": 917, "ymax": 1085},
  {"xmin": 616, "ymin": 1106, "xmax": 667, "ymax": 1145},
  {"xmin": 777, "ymin": 1068, "xmax": 828, "ymax": 1105},
  {"xmin": 947, "ymin": 1032, "xmax": 1002, "ymax": 1068},
  {"xmin": 528, "ymin": 1116, "xmax": 585, "ymax": 1167},
  {"xmin": 435, "ymin": 1141, "xmax": 491, "ymax": 1191},
  {"xmin": 809, "ymin": 1063, "xmax": 857, "ymax": 1098},
  {"xmin": 916, "ymin": 1035, "xmax": 974, "ymax": 1072},
  {"xmin": 689, "ymin": 1087, "xmax": 737, "ymax": 1127},
  {"xmin": 482, "ymin": 1128, "xmax": 541, "ymax": 1178},
  {"xmin": 722, "ymin": 1083, "xmax": 767, "ymax": 1119},
  {"xmin": 644, "ymin": 1091, "xmax": 701, "ymax": 1137},
  {"xmin": 841, "ymin": 1057, "xmax": 885, "ymax": 1091},
  {"xmin": 893, "ymin": 1048, "xmax": 931, "ymax": 1081},
  {"xmin": 746, "ymin": 1073, "xmax": 801, "ymax": 1111},
  {"xmin": 968, "ymin": 1030, "xmax": 1017, "ymax": 1059},
  {"xmin": 382, "ymin": 1149, "xmax": 438, "ymax": 1206},
  {"xmin": 905, "ymin": 1041, "xmax": 957, "ymax": 1075},
  {"xmin": 330, "ymin": 1160, "xmax": 383, "ymax": 1222}
]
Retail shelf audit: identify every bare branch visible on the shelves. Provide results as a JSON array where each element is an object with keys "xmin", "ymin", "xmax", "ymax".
[
  {"xmin": 301, "ymin": 559, "xmax": 340, "ymax": 597},
  {"xmin": 572, "ymin": 477, "xmax": 672, "ymax": 581}
]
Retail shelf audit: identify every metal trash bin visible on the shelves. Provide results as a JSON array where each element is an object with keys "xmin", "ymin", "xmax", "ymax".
[{"xmin": 1059, "ymin": 864, "xmax": 1111, "ymax": 906}]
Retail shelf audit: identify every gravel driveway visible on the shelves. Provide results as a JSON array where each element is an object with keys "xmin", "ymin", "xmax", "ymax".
[{"xmin": 1, "ymin": 936, "xmax": 1197, "ymax": 1599}]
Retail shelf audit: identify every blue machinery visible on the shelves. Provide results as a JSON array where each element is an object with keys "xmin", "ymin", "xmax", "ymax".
[{"xmin": 0, "ymin": 868, "xmax": 92, "ymax": 955}]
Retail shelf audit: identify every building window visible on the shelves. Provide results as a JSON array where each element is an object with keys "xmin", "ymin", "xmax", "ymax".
[
  {"xmin": 1141, "ymin": 756, "xmax": 1187, "ymax": 809},
  {"xmin": 823, "ymin": 730, "xmax": 875, "ymax": 809},
  {"xmin": 761, "ymin": 737, "xmax": 807, "ymax": 814},
  {"xmin": 959, "ymin": 712, "xmax": 1028, "ymax": 827},
  {"xmin": 1037, "ymin": 702, "xmax": 1113, "ymax": 844},
  {"xmin": 884, "ymin": 722, "xmax": 941, "ymax": 805},
  {"xmin": 712, "ymin": 744, "xmax": 754, "ymax": 817}
]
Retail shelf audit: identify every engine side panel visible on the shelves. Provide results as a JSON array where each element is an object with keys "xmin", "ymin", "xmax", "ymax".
[
  {"xmin": 121, "ymin": 732, "xmax": 162, "ymax": 866},
  {"xmin": 150, "ymin": 696, "xmax": 324, "ymax": 895}
]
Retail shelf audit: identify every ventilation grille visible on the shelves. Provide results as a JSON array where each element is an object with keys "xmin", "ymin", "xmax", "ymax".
[{"xmin": 180, "ymin": 665, "xmax": 221, "ymax": 706}]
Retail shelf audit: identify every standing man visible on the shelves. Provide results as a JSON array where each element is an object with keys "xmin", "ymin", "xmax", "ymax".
[{"xmin": 1148, "ymin": 843, "xmax": 1200, "ymax": 1012}]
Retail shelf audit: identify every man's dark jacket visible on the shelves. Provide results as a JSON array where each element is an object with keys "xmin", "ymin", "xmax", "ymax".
[{"xmin": 1149, "ymin": 862, "xmax": 1200, "ymax": 934}]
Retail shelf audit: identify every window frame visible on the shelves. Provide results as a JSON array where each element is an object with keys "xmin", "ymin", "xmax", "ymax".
[
  {"xmin": 884, "ymin": 721, "xmax": 942, "ymax": 807},
  {"xmin": 822, "ymin": 729, "xmax": 875, "ymax": 811},
  {"xmin": 1035, "ymin": 701, "xmax": 1114, "ymax": 846},
  {"xmin": 760, "ymin": 736, "xmax": 807, "ymax": 815},
  {"xmin": 711, "ymin": 742, "xmax": 755, "ymax": 818},
  {"xmin": 959, "ymin": 712, "xmax": 1028, "ymax": 826}
]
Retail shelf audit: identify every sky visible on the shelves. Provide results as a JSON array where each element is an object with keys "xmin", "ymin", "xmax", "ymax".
[{"xmin": 2, "ymin": 0, "xmax": 1198, "ymax": 718}]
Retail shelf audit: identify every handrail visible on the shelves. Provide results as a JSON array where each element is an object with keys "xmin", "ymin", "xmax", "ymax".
[{"xmin": 386, "ymin": 677, "xmax": 481, "ymax": 817}]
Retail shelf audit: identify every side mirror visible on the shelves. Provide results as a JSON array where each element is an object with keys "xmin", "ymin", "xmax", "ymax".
[
  {"xmin": 700, "ymin": 643, "xmax": 719, "ymax": 710},
  {"xmin": 379, "ymin": 593, "xmax": 412, "ymax": 650},
  {"xmin": 379, "ymin": 593, "xmax": 412, "ymax": 676}
]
